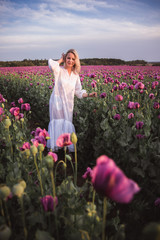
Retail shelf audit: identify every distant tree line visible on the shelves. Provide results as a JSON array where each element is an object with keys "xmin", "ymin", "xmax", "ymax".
[{"xmin": 0, "ymin": 58, "xmax": 159, "ymax": 67}]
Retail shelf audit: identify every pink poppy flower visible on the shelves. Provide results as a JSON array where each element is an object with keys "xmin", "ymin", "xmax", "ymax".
[
  {"xmin": 48, "ymin": 152, "xmax": 58, "ymax": 162},
  {"xmin": 0, "ymin": 107, "xmax": 4, "ymax": 115},
  {"xmin": 56, "ymin": 133, "xmax": 72, "ymax": 147},
  {"xmin": 128, "ymin": 101, "xmax": 135, "ymax": 109},
  {"xmin": 135, "ymin": 82, "xmax": 144, "ymax": 90},
  {"xmin": 18, "ymin": 98, "xmax": 23, "ymax": 104},
  {"xmin": 128, "ymin": 113, "xmax": 134, "ymax": 119},
  {"xmin": 115, "ymin": 95, "xmax": 123, "ymax": 101},
  {"xmin": 82, "ymin": 167, "xmax": 93, "ymax": 179},
  {"xmin": 100, "ymin": 92, "xmax": 107, "ymax": 98},
  {"xmin": 21, "ymin": 103, "xmax": 31, "ymax": 111},
  {"xmin": 0, "ymin": 94, "xmax": 6, "ymax": 103},
  {"xmin": 91, "ymin": 155, "xmax": 140, "ymax": 203},
  {"xmin": 10, "ymin": 107, "xmax": 20, "ymax": 116},
  {"xmin": 40, "ymin": 195, "xmax": 58, "ymax": 212},
  {"xmin": 19, "ymin": 142, "xmax": 31, "ymax": 151},
  {"xmin": 134, "ymin": 102, "xmax": 140, "ymax": 109},
  {"xmin": 31, "ymin": 136, "xmax": 46, "ymax": 147},
  {"xmin": 149, "ymin": 93, "xmax": 155, "ymax": 99}
]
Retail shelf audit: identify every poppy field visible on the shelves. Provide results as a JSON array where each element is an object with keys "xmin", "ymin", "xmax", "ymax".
[{"xmin": 0, "ymin": 64, "xmax": 160, "ymax": 240}]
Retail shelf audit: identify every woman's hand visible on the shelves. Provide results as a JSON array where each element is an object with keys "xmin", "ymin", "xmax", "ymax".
[
  {"xmin": 58, "ymin": 53, "xmax": 65, "ymax": 64},
  {"xmin": 89, "ymin": 92, "xmax": 97, "ymax": 97}
]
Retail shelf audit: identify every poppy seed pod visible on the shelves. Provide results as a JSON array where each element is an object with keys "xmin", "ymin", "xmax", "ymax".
[
  {"xmin": 70, "ymin": 132, "xmax": 77, "ymax": 144},
  {"xmin": 23, "ymin": 149, "xmax": 30, "ymax": 158},
  {"xmin": 0, "ymin": 185, "xmax": 11, "ymax": 201},
  {"xmin": 4, "ymin": 119, "xmax": 11, "ymax": 128},
  {"xmin": 0, "ymin": 224, "xmax": 12, "ymax": 240}
]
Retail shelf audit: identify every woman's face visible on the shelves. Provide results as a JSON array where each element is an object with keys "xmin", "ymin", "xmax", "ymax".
[{"xmin": 65, "ymin": 52, "xmax": 75, "ymax": 69}]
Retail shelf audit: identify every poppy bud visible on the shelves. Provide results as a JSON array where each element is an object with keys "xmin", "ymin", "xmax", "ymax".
[
  {"xmin": 19, "ymin": 180, "xmax": 26, "ymax": 190},
  {"xmin": 71, "ymin": 132, "xmax": 77, "ymax": 144}
]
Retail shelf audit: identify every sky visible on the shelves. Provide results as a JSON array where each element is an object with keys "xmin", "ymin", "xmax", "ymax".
[{"xmin": 0, "ymin": 0, "xmax": 160, "ymax": 62}]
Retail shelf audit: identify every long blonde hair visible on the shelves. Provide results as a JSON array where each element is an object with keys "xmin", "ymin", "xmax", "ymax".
[{"xmin": 64, "ymin": 49, "xmax": 81, "ymax": 74}]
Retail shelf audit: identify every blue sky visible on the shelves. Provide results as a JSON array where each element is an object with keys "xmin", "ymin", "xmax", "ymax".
[{"xmin": 0, "ymin": 0, "xmax": 160, "ymax": 61}]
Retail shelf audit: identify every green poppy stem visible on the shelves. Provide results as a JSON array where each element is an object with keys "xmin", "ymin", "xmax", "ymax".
[
  {"xmin": 34, "ymin": 155, "xmax": 44, "ymax": 196},
  {"xmin": 64, "ymin": 146, "xmax": 67, "ymax": 178},
  {"xmin": 0, "ymin": 199, "xmax": 4, "ymax": 216},
  {"xmin": 19, "ymin": 196, "xmax": 27, "ymax": 240},
  {"xmin": 74, "ymin": 143, "xmax": 77, "ymax": 185},
  {"xmin": 4, "ymin": 201, "xmax": 11, "ymax": 228},
  {"xmin": 50, "ymin": 170, "xmax": 56, "ymax": 198},
  {"xmin": 102, "ymin": 197, "xmax": 107, "ymax": 240}
]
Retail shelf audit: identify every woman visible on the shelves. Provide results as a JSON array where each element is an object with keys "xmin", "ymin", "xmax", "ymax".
[{"xmin": 47, "ymin": 49, "xmax": 97, "ymax": 152}]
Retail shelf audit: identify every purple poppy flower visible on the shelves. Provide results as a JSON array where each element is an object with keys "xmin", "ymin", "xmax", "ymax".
[
  {"xmin": 21, "ymin": 103, "xmax": 31, "ymax": 111},
  {"xmin": 91, "ymin": 155, "xmax": 140, "ymax": 203},
  {"xmin": 114, "ymin": 114, "xmax": 121, "ymax": 120},
  {"xmin": 82, "ymin": 167, "xmax": 93, "ymax": 179},
  {"xmin": 128, "ymin": 85, "xmax": 134, "ymax": 90},
  {"xmin": 136, "ymin": 121, "xmax": 144, "ymax": 129},
  {"xmin": 115, "ymin": 95, "xmax": 123, "ymax": 101},
  {"xmin": 40, "ymin": 195, "xmax": 58, "ymax": 212},
  {"xmin": 154, "ymin": 198, "xmax": 160, "ymax": 207},
  {"xmin": 11, "ymin": 102, "xmax": 16, "ymax": 107},
  {"xmin": 135, "ymin": 82, "xmax": 145, "ymax": 90},
  {"xmin": 153, "ymin": 102, "xmax": 159, "ymax": 109},
  {"xmin": 100, "ymin": 92, "xmax": 107, "ymax": 98}
]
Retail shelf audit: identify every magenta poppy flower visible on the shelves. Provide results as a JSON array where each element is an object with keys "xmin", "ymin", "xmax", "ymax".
[
  {"xmin": 56, "ymin": 133, "xmax": 72, "ymax": 147},
  {"xmin": 19, "ymin": 142, "xmax": 31, "ymax": 151},
  {"xmin": 18, "ymin": 98, "xmax": 23, "ymax": 104},
  {"xmin": 153, "ymin": 102, "xmax": 159, "ymax": 109},
  {"xmin": 0, "ymin": 94, "xmax": 6, "ymax": 103},
  {"xmin": 40, "ymin": 195, "xmax": 58, "ymax": 212},
  {"xmin": 48, "ymin": 152, "xmax": 58, "ymax": 162},
  {"xmin": 10, "ymin": 107, "xmax": 20, "ymax": 116},
  {"xmin": 136, "ymin": 121, "xmax": 144, "ymax": 129},
  {"xmin": 91, "ymin": 82, "xmax": 96, "ymax": 88},
  {"xmin": 113, "ymin": 114, "xmax": 121, "ymax": 120},
  {"xmin": 128, "ymin": 113, "xmax": 134, "ymax": 119},
  {"xmin": 35, "ymin": 128, "xmax": 50, "ymax": 138},
  {"xmin": 155, "ymin": 198, "xmax": 160, "ymax": 207},
  {"xmin": 100, "ymin": 92, "xmax": 107, "ymax": 98},
  {"xmin": 82, "ymin": 167, "xmax": 93, "ymax": 179},
  {"xmin": 32, "ymin": 136, "xmax": 46, "ymax": 147},
  {"xmin": 149, "ymin": 93, "xmax": 155, "ymax": 99},
  {"xmin": 134, "ymin": 102, "xmax": 140, "ymax": 109},
  {"xmin": 115, "ymin": 95, "xmax": 123, "ymax": 101},
  {"xmin": 128, "ymin": 101, "xmax": 135, "ymax": 109},
  {"xmin": 0, "ymin": 107, "xmax": 4, "ymax": 115},
  {"xmin": 128, "ymin": 85, "xmax": 134, "ymax": 90},
  {"xmin": 135, "ymin": 82, "xmax": 144, "ymax": 90},
  {"xmin": 91, "ymin": 155, "xmax": 140, "ymax": 203},
  {"xmin": 21, "ymin": 103, "xmax": 31, "ymax": 111}
]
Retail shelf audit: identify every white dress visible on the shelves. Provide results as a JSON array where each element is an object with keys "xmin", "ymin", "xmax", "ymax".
[{"xmin": 47, "ymin": 59, "xmax": 86, "ymax": 152}]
